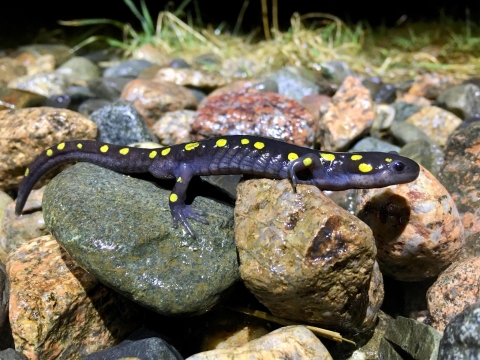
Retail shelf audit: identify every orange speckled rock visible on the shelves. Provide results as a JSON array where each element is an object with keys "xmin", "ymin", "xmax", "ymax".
[
  {"xmin": 408, "ymin": 73, "xmax": 458, "ymax": 100},
  {"xmin": 0, "ymin": 107, "xmax": 97, "ymax": 190},
  {"xmin": 356, "ymin": 165, "xmax": 464, "ymax": 281},
  {"xmin": 438, "ymin": 123, "xmax": 480, "ymax": 258},
  {"xmin": 318, "ymin": 76, "xmax": 374, "ymax": 151},
  {"xmin": 120, "ymin": 78, "xmax": 197, "ymax": 126},
  {"xmin": 235, "ymin": 179, "xmax": 380, "ymax": 332},
  {"xmin": 187, "ymin": 326, "xmax": 333, "ymax": 360},
  {"xmin": 427, "ymin": 256, "xmax": 480, "ymax": 331},
  {"xmin": 405, "ymin": 106, "xmax": 462, "ymax": 146},
  {"xmin": 7, "ymin": 235, "xmax": 141, "ymax": 359},
  {"xmin": 192, "ymin": 89, "xmax": 317, "ymax": 147}
]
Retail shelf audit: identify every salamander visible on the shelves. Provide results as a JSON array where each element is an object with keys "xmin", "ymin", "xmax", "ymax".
[{"xmin": 15, "ymin": 135, "xmax": 420, "ymax": 237}]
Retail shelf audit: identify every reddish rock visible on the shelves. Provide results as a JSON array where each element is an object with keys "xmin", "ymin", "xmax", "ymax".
[
  {"xmin": 437, "ymin": 123, "xmax": 480, "ymax": 258},
  {"xmin": 7, "ymin": 235, "xmax": 141, "ymax": 359},
  {"xmin": 318, "ymin": 76, "xmax": 374, "ymax": 151},
  {"xmin": 427, "ymin": 256, "xmax": 480, "ymax": 331},
  {"xmin": 120, "ymin": 78, "xmax": 197, "ymax": 126},
  {"xmin": 408, "ymin": 73, "xmax": 459, "ymax": 100},
  {"xmin": 356, "ymin": 166, "xmax": 464, "ymax": 281},
  {"xmin": 193, "ymin": 89, "xmax": 317, "ymax": 147},
  {"xmin": 201, "ymin": 80, "xmax": 262, "ymax": 105},
  {"xmin": 235, "ymin": 179, "xmax": 380, "ymax": 332},
  {"xmin": 0, "ymin": 107, "xmax": 97, "ymax": 190}
]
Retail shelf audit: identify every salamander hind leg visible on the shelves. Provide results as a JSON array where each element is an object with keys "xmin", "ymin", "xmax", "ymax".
[
  {"xmin": 167, "ymin": 164, "xmax": 209, "ymax": 238},
  {"xmin": 286, "ymin": 154, "xmax": 323, "ymax": 191}
]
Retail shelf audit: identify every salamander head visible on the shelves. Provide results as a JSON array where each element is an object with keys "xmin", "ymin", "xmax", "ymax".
[{"xmin": 311, "ymin": 151, "xmax": 421, "ymax": 190}]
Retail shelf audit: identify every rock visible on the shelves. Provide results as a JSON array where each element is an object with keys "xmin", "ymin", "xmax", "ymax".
[
  {"xmin": 318, "ymin": 76, "xmax": 374, "ymax": 151},
  {"xmin": 7, "ymin": 71, "xmax": 70, "ymax": 97},
  {"xmin": 300, "ymin": 94, "xmax": 330, "ymax": 120},
  {"xmin": 437, "ymin": 83, "xmax": 480, "ymax": 119},
  {"xmin": 153, "ymin": 67, "xmax": 228, "ymax": 89},
  {"xmin": 0, "ymin": 349, "xmax": 28, "ymax": 359},
  {"xmin": 77, "ymin": 99, "xmax": 111, "ymax": 117},
  {"xmin": 87, "ymin": 77, "xmax": 131, "ymax": 101},
  {"xmin": 0, "ymin": 58, "xmax": 26, "ymax": 86},
  {"xmin": 57, "ymin": 56, "xmax": 100, "ymax": 83},
  {"xmin": 3, "ymin": 187, "xmax": 46, "ymax": 254},
  {"xmin": 265, "ymin": 67, "xmax": 319, "ymax": 102},
  {"xmin": 103, "ymin": 59, "xmax": 154, "ymax": 78},
  {"xmin": 235, "ymin": 179, "xmax": 380, "ymax": 332},
  {"xmin": 438, "ymin": 123, "xmax": 480, "ymax": 258},
  {"xmin": 186, "ymin": 326, "xmax": 333, "ymax": 360},
  {"xmin": 7, "ymin": 235, "xmax": 142, "ymax": 359},
  {"xmin": 83, "ymin": 327, "xmax": 183, "ymax": 360},
  {"xmin": 400, "ymin": 139, "xmax": 444, "ymax": 177},
  {"xmin": 0, "ymin": 262, "xmax": 13, "ymax": 350},
  {"xmin": 356, "ymin": 166, "xmax": 464, "ymax": 281},
  {"xmin": 120, "ymin": 79, "xmax": 197, "ymax": 126},
  {"xmin": 16, "ymin": 44, "xmax": 71, "ymax": 66},
  {"xmin": 408, "ymin": 73, "xmax": 459, "ymax": 100},
  {"xmin": 391, "ymin": 101, "xmax": 422, "ymax": 121},
  {"xmin": 390, "ymin": 120, "xmax": 433, "ymax": 145},
  {"xmin": 0, "ymin": 106, "xmax": 97, "ymax": 190},
  {"xmin": 89, "ymin": 100, "xmax": 157, "ymax": 145},
  {"xmin": 427, "ymin": 256, "xmax": 480, "ymax": 331},
  {"xmin": 438, "ymin": 301, "xmax": 480, "ymax": 359},
  {"xmin": 320, "ymin": 60, "xmax": 353, "ymax": 84},
  {"xmin": 42, "ymin": 163, "xmax": 239, "ymax": 315},
  {"xmin": 379, "ymin": 317, "xmax": 441, "ymax": 360},
  {"xmin": 131, "ymin": 44, "xmax": 170, "ymax": 65},
  {"xmin": 151, "ymin": 110, "xmax": 196, "ymax": 145},
  {"xmin": 349, "ymin": 137, "xmax": 400, "ymax": 153},
  {"xmin": 193, "ymin": 89, "xmax": 317, "ymax": 147},
  {"xmin": 0, "ymin": 87, "xmax": 46, "ymax": 110},
  {"xmin": 362, "ymin": 78, "xmax": 396, "ymax": 103},
  {"xmin": 405, "ymin": 106, "xmax": 462, "ymax": 146}
]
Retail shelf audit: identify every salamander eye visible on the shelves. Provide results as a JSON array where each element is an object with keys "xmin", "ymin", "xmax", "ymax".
[{"xmin": 393, "ymin": 160, "xmax": 405, "ymax": 172}]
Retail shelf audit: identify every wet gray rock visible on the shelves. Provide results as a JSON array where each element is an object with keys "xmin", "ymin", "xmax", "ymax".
[
  {"xmin": 400, "ymin": 139, "xmax": 444, "ymax": 177},
  {"xmin": 89, "ymin": 100, "xmax": 157, "ymax": 145},
  {"xmin": 379, "ymin": 316, "xmax": 441, "ymax": 360},
  {"xmin": 438, "ymin": 301, "xmax": 480, "ymax": 360},
  {"xmin": 266, "ymin": 67, "xmax": 319, "ymax": 102},
  {"xmin": 57, "ymin": 56, "xmax": 100, "ymax": 82},
  {"xmin": 362, "ymin": 78, "xmax": 396, "ymax": 103},
  {"xmin": 350, "ymin": 137, "xmax": 400, "ymax": 152},
  {"xmin": 437, "ymin": 83, "xmax": 480, "ymax": 119},
  {"xmin": 83, "ymin": 327, "xmax": 183, "ymax": 360},
  {"xmin": 42, "ymin": 163, "xmax": 238, "ymax": 316},
  {"xmin": 0, "ymin": 349, "xmax": 28, "ymax": 359},
  {"xmin": 88, "ymin": 77, "xmax": 132, "ymax": 101},
  {"xmin": 391, "ymin": 101, "xmax": 422, "ymax": 121},
  {"xmin": 390, "ymin": 121, "xmax": 434, "ymax": 146},
  {"xmin": 320, "ymin": 60, "xmax": 354, "ymax": 84},
  {"xmin": 103, "ymin": 59, "xmax": 154, "ymax": 78}
]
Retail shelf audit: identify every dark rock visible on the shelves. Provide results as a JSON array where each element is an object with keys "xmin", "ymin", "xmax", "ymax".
[
  {"xmin": 89, "ymin": 100, "xmax": 157, "ymax": 145},
  {"xmin": 83, "ymin": 327, "xmax": 183, "ymax": 360},
  {"xmin": 438, "ymin": 301, "xmax": 480, "ymax": 359},
  {"xmin": 437, "ymin": 83, "xmax": 480, "ymax": 119},
  {"xmin": 104, "ymin": 59, "xmax": 155, "ymax": 78},
  {"xmin": 391, "ymin": 101, "xmax": 422, "ymax": 121},
  {"xmin": 362, "ymin": 78, "xmax": 396, "ymax": 103},
  {"xmin": 42, "ymin": 163, "xmax": 239, "ymax": 316},
  {"xmin": 88, "ymin": 77, "xmax": 132, "ymax": 101},
  {"xmin": 170, "ymin": 58, "xmax": 190, "ymax": 69},
  {"xmin": 0, "ymin": 349, "xmax": 28, "ymax": 360}
]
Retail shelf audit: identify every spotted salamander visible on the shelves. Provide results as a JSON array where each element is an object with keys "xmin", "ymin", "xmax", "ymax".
[{"xmin": 15, "ymin": 135, "xmax": 420, "ymax": 237}]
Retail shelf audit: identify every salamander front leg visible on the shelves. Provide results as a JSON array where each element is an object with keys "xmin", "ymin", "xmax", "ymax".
[
  {"xmin": 169, "ymin": 164, "xmax": 209, "ymax": 238},
  {"xmin": 286, "ymin": 154, "xmax": 323, "ymax": 191}
]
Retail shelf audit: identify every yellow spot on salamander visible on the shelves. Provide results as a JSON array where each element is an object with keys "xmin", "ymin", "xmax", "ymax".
[
  {"xmin": 177, "ymin": 177, "xmax": 182, "ymax": 182},
  {"xmin": 46, "ymin": 149, "xmax": 53, "ymax": 156},
  {"xmin": 351, "ymin": 154, "xmax": 362, "ymax": 161},
  {"xmin": 288, "ymin": 153, "xmax": 299, "ymax": 161},
  {"xmin": 385, "ymin": 158, "xmax": 392, "ymax": 162},
  {"xmin": 254, "ymin": 142, "xmax": 265, "ymax": 150},
  {"xmin": 100, "ymin": 145, "xmax": 109, "ymax": 153},
  {"xmin": 161, "ymin": 148, "xmax": 170, "ymax": 156},
  {"xmin": 320, "ymin": 153, "xmax": 335, "ymax": 161},
  {"xmin": 57, "ymin": 143, "xmax": 65, "ymax": 150},
  {"xmin": 119, "ymin": 148, "xmax": 129, "ymax": 155},
  {"xmin": 216, "ymin": 139, "xmax": 227, "ymax": 147},
  {"xmin": 359, "ymin": 163, "xmax": 373, "ymax": 173},
  {"xmin": 77, "ymin": 143, "xmax": 83, "ymax": 149},
  {"xmin": 25, "ymin": 168, "xmax": 29, "ymax": 176},
  {"xmin": 241, "ymin": 138, "xmax": 250, "ymax": 145},
  {"xmin": 149, "ymin": 150, "xmax": 157, "ymax": 159},
  {"xmin": 170, "ymin": 193, "xmax": 178, "ymax": 202},
  {"xmin": 303, "ymin": 157, "xmax": 313, "ymax": 166},
  {"xmin": 185, "ymin": 142, "xmax": 200, "ymax": 151}
]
